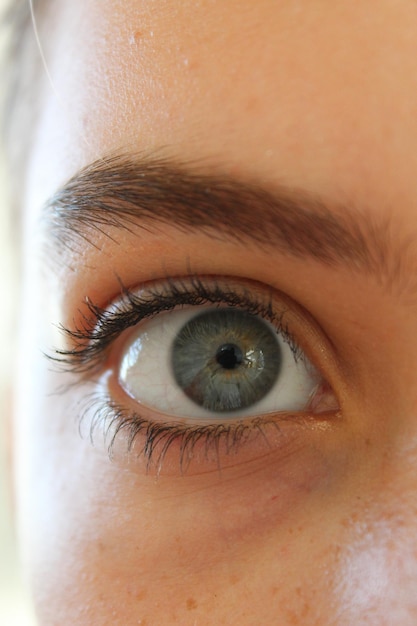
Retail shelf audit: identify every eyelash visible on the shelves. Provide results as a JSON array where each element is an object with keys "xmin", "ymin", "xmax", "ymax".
[
  {"xmin": 52, "ymin": 276, "xmax": 303, "ymax": 372},
  {"xmin": 84, "ymin": 393, "xmax": 288, "ymax": 474},
  {"xmin": 51, "ymin": 276, "xmax": 324, "ymax": 472}
]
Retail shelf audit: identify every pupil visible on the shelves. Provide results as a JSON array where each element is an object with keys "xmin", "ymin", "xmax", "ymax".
[{"xmin": 215, "ymin": 343, "xmax": 243, "ymax": 370}]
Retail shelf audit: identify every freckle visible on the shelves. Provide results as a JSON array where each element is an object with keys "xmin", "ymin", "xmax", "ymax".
[
  {"xmin": 186, "ymin": 598, "xmax": 198, "ymax": 610},
  {"xmin": 229, "ymin": 574, "xmax": 240, "ymax": 585},
  {"xmin": 129, "ymin": 30, "xmax": 143, "ymax": 45},
  {"xmin": 185, "ymin": 58, "xmax": 199, "ymax": 71}
]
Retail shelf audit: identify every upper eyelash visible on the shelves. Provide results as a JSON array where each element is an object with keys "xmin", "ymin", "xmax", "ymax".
[{"xmin": 49, "ymin": 275, "xmax": 303, "ymax": 374}]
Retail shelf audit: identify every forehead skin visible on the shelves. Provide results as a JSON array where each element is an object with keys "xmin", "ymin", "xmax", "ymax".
[
  {"xmin": 15, "ymin": 1, "xmax": 417, "ymax": 625},
  {"xmin": 26, "ymin": 0, "xmax": 417, "ymax": 214}
]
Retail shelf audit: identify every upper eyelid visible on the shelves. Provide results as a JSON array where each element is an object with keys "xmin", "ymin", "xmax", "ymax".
[
  {"xmin": 49, "ymin": 276, "xmax": 291, "ymax": 373},
  {"xmin": 48, "ymin": 275, "xmax": 342, "ymax": 392}
]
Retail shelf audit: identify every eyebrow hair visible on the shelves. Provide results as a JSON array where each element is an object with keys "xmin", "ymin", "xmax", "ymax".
[{"xmin": 44, "ymin": 153, "xmax": 406, "ymax": 291}]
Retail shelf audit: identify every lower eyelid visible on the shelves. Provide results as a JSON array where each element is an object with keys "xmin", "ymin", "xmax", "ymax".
[
  {"xmin": 73, "ymin": 369, "xmax": 340, "ymax": 477},
  {"xmin": 80, "ymin": 399, "xmax": 339, "ymax": 478}
]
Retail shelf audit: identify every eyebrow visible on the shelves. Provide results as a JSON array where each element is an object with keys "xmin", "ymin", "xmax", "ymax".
[{"xmin": 44, "ymin": 153, "xmax": 404, "ymax": 289}]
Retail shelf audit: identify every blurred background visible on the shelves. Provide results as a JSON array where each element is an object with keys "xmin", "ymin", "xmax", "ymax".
[
  {"xmin": 0, "ymin": 161, "xmax": 35, "ymax": 625},
  {"xmin": 0, "ymin": 0, "xmax": 36, "ymax": 622},
  {"xmin": 0, "ymin": 146, "xmax": 36, "ymax": 626}
]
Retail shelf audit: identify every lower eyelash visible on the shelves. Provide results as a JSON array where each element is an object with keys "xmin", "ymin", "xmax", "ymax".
[{"xmin": 82, "ymin": 393, "xmax": 283, "ymax": 474}]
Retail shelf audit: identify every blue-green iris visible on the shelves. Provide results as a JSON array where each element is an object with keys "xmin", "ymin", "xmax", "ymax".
[{"xmin": 171, "ymin": 308, "xmax": 282, "ymax": 412}]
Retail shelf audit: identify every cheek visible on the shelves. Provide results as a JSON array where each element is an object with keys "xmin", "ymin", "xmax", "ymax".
[
  {"xmin": 331, "ymin": 478, "xmax": 417, "ymax": 624},
  {"xmin": 333, "ymin": 529, "xmax": 417, "ymax": 624},
  {"xmin": 14, "ymin": 359, "xmax": 343, "ymax": 624}
]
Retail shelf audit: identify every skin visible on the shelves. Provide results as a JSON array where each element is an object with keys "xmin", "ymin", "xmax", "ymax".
[{"xmin": 13, "ymin": 0, "xmax": 417, "ymax": 623}]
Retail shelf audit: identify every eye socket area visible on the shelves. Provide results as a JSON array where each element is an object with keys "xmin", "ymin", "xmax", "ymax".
[{"xmin": 63, "ymin": 276, "xmax": 342, "ymax": 474}]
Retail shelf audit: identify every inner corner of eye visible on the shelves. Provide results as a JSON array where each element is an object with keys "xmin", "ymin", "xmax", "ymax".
[{"xmin": 114, "ymin": 304, "xmax": 332, "ymax": 420}]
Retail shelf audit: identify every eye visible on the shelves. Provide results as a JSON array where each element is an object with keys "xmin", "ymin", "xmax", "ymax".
[
  {"xmin": 54, "ymin": 276, "xmax": 339, "ymax": 471},
  {"xmin": 119, "ymin": 306, "xmax": 327, "ymax": 421}
]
